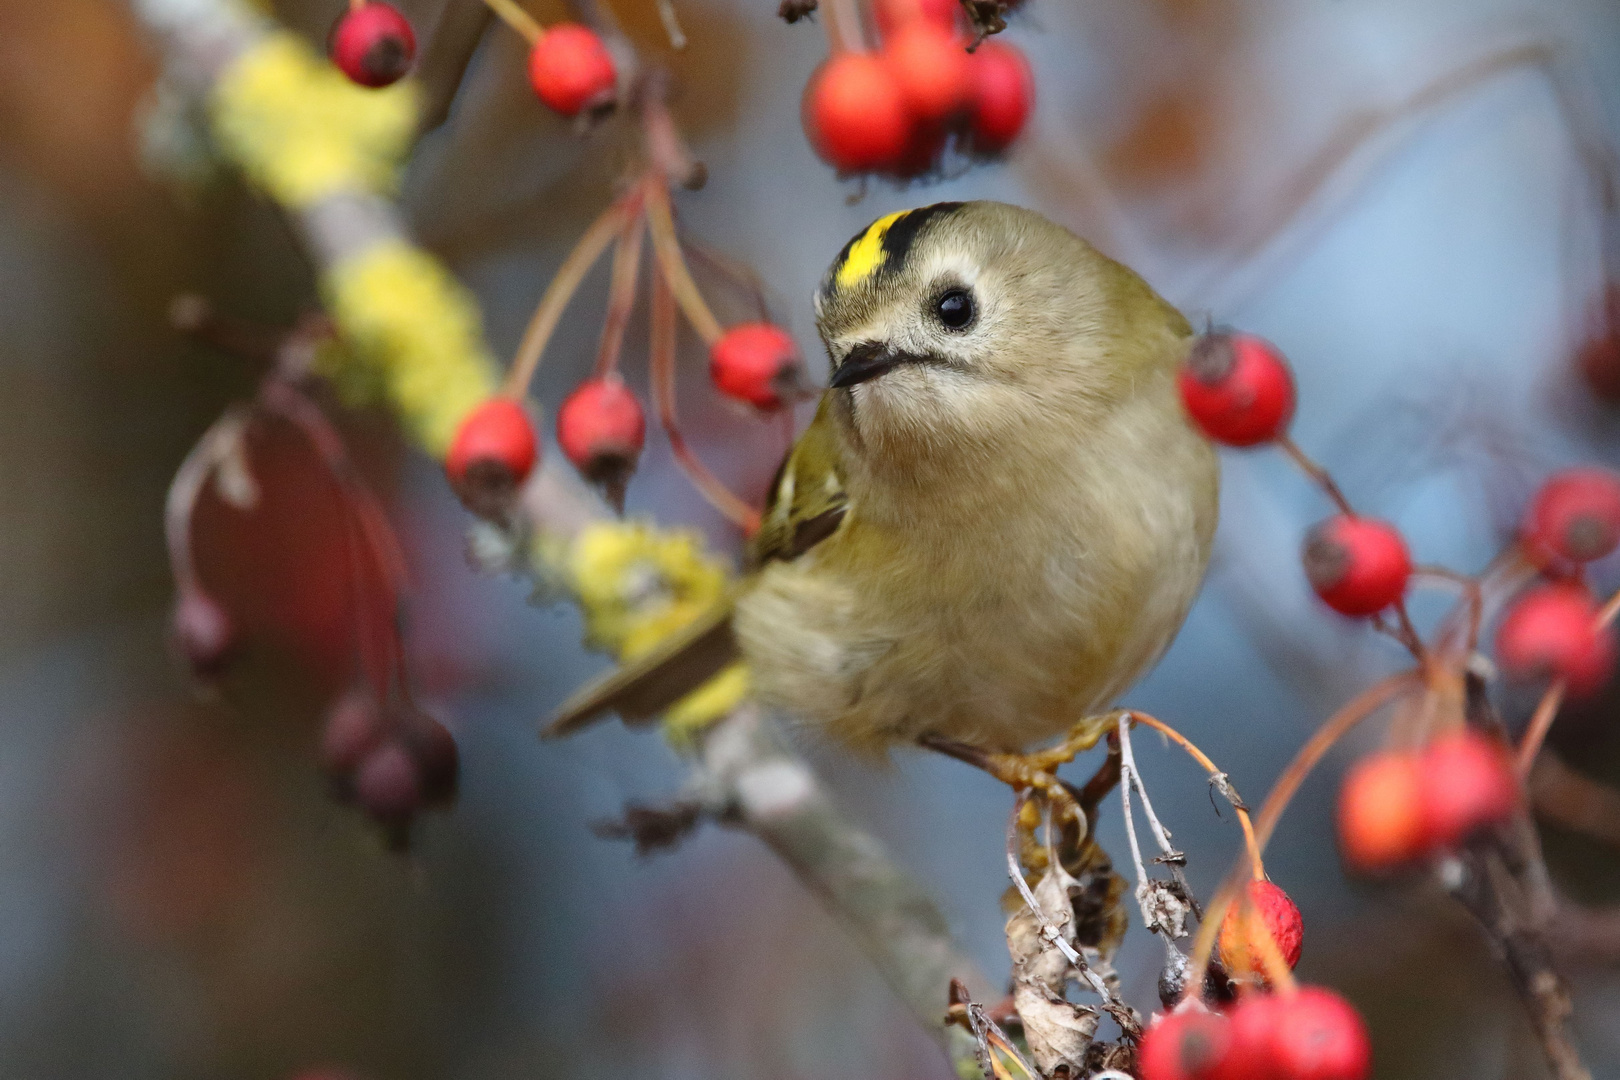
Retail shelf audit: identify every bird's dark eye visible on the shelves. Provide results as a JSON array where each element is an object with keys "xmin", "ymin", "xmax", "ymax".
[{"xmin": 934, "ymin": 288, "xmax": 975, "ymax": 331}]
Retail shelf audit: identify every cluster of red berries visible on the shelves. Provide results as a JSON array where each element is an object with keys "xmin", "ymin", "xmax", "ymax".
[
  {"xmin": 331, "ymin": 2, "xmax": 617, "ymax": 118},
  {"xmin": 1140, "ymin": 985, "xmax": 1370, "ymax": 1080},
  {"xmin": 1337, "ymin": 730, "xmax": 1517, "ymax": 871},
  {"xmin": 802, "ymin": 0, "xmax": 1033, "ymax": 177},
  {"xmin": 445, "ymin": 322, "xmax": 801, "ymax": 514},
  {"xmin": 1496, "ymin": 467, "xmax": 1620, "ymax": 695},
  {"xmin": 320, "ymin": 687, "xmax": 459, "ymax": 840}
]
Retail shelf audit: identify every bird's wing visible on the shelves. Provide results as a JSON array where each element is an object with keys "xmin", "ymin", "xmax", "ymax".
[
  {"xmin": 544, "ymin": 397, "xmax": 848, "ymax": 739},
  {"xmin": 749, "ymin": 396, "xmax": 849, "ymax": 567},
  {"xmin": 542, "ymin": 599, "xmax": 740, "ymax": 738}
]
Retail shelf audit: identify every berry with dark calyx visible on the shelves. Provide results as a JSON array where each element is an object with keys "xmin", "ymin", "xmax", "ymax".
[
  {"xmin": 354, "ymin": 739, "xmax": 422, "ymax": 825},
  {"xmin": 803, "ymin": 53, "xmax": 912, "ymax": 173},
  {"xmin": 1337, "ymin": 751, "xmax": 1426, "ymax": 871},
  {"xmin": 1262, "ymin": 987, "xmax": 1372, "ymax": 1080},
  {"xmin": 1217, "ymin": 879, "xmax": 1304, "ymax": 984},
  {"xmin": 401, "ymin": 709, "xmax": 458, "ymax": 807},
  {"xmin": 320, "ymin": 688, "xmax": 386, "ymax": 778},
  {"xmin": 1576, "ymin": 286, "xmax": 1620, "ymax": 404},
  {"xmin": 1523, "ymin": 467, "xmax": 1620, "ymax": 565},
  {"xmin": 329, "ymin": 3, "xmax": 417, "ymax": 88},
  {"xmin": 881, "ymin": 23, "xmax": 971, "ymax": 123},
  {"xmin": 446, "ymin": 398, "xmax": 539, "ymax": 517},
  {"xmin": 529, "ymin": 24, "xmax": 618, "ymax": 117},
  {"xmin": 1303, "ymin": 516, "xmax": 1412, "ymax": 617},
  {"xmin": 1178, "ymin": 331, "xmax": 1296, "ymax": 446},
  {"xmin": 1496, "ymin": 584, "xmax": 1616, "ymax": 697},
  {"xmin": 172, "ymin": 590, "xmax": 235, "ymax": 677},
  {"xmin": 964, "ymin": 40, "xmax": 1034, "ymax": 156},
  {"xmin": 1418, "ymin": 731, "xmax": 1517, "ymax": 850},
  {"xmin": 873, "ymin": 0, "xmax": 963, "ymax": 36},
  {"xmin": 710, "ymin": 323, "xmax": 805, "ymax": 410},
  {"xmin": 887, "ymin": 120, "xmax": 949, "ymax": 181},
  {"xmin": 557, "ymin": 377, "xmax": 647, "ymax": 513},
  {"xmin": 1138, "ymin": 1008, "xmax": 1233, "ymax": 1080}
]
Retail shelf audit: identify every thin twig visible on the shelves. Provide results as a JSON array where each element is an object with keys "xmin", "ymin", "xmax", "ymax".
[
  {"xmin": 503, "ymin": 198, "xmax": 630, "ymax": 398},
  {"xmin": 1130, "ymin": 712, "xmax": 1264, "ymax": 882},
  {"xmin": 644, "ymin": 175, "xmax": 725, "ymax": 344},
  {"xmin": 593, "ymin": 200, "xmax": 648, "ymax": 378},
  {"xmin": 1517, "ymin": 680, "xmax": 1568, "ymax": 779},
  {"xmin": 650, "ymin": 267, "xmax": 762, "ymax": 531},
  {"xmin": 482, "ymin": 0, "xmax": 543, "ymax": 43}
]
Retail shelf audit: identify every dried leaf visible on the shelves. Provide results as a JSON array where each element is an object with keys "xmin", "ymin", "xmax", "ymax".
[{"xmin": 1013, "ymin": 981, "xmax": 1097, "ymax": 1075}]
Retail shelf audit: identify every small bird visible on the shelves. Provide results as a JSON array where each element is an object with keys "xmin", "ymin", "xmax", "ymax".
[{"xmin": 548, "ymin": 201, "xmax": 1219, "ymax": 755}]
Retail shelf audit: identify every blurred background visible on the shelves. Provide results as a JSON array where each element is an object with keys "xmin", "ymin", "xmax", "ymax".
[{"xmin": 2, "ymin": 0, "xmax": 1620, "ymax": 1077}]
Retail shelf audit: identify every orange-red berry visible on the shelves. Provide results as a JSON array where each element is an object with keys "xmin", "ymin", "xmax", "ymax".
[
  {"xmin": 329, "ymin": 3, "xmax": 416, "ymax": 88},
  {"xmin": 882, "ymin": 23, "xmax": 971, "ymax": 123},
  {"xmin": 1418, "ymin": 732, "xmax": 1517, "ymax": 850},
  {"xmin": 557, "ymin": 377, "xmax": 646, "ymax": 509},
  {"xmin": 1138, "ymin": 1009, "xmax": 1234, "ymax": 1080},
  {"xmin": 1178, "ymin": 331, "xmax": 1296, "ymax": 446},
  {"xmin": 1337, "ymin": 751, "xmax": 1426, "ymax": 871},
  {"xmin": 964, "ymin": 40, "xmax": 1034, "ymax": 155},
  {"xmin": 711, "ymin": 323, "xmax": 803, "ymax": 410},
  {"xmin": 1217, "ymin": 879, "xmax": 1304, "ymax": 983},
  {"xmin": 1523, "ymin": 467, "xmax": 1620, "ymax": 565},
  {"xmin": 354, "ymin": 740, "xmax": 422, "ymax": 824},
  {"xmin": 1302, "ymin": 516, "xmax": 1412, "ymax": 617},
  {"xmin": 803, "ymin": 53, "xmax": 912, "ymax": 173},
  {"xmin": 1496, "ymin": 584, "xmax": 1616, "ymax": 697},
  {"xmin": 446, "ymin": 398, "xmax": 539, "ymax": 515},
  {"xmin": 529, "ymin": 24, "xmax": 617, "ymax": 117}
]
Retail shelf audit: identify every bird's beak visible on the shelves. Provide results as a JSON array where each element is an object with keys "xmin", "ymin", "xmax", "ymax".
[{"xmin": 829, "ymin": 342, "xmax": 904, "ymax": 389}]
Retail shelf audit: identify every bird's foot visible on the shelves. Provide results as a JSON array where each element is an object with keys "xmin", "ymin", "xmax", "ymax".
[{"xmin": 918, "ymin": 710, "xmax": 1125, "ymax": 790}]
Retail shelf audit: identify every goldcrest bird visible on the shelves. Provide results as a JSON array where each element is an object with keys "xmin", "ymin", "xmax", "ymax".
[{"xmin": 547, "ymin": 200, "xmax": 1219, "ymax": 754}]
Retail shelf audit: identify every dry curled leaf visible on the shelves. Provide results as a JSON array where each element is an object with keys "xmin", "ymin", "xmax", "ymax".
[{"xmin": 1013, "ymin": 981, "xmax": 1098, "ymax": 1075}]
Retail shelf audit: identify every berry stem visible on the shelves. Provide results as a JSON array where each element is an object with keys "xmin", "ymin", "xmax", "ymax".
[
  {"xmin": 502, "ymin": 197, "xmax": 630, "ymax": 399},
  {"xmin": 350, "ymin": 0, "xmax": 365, "ymax": 12},
  {"xmin": 482, "ymin": 0, "xmax": 544, "ymax": 44},
  {"xmin": 1517, "ymin": 680, "xmax": 1568, "ymax": 779},
  {"xmin": 593, "ymin": 196, "xmax": 647, "ymax": 379},
  {"xmin": 1599, "ymin": 583, "xmax": 1620, "ymax": 628},
  {"xmin": 644, "ymin": 174, "xmax": 725, "ymax": 345},
  {"xmin": 1182, "ymin": 669, "xmax": 1420, "ymax": 999},
  {"xmin": 165, "ymin": 406, "xmax": 254, "ymax": 596},
  {"xmin": 650, "ymin": 267, "xmax": 762, "ymax": 533},
  {"xmin": 1130, "ymin": 712, "xmax": 1266, "ymax": 882}
]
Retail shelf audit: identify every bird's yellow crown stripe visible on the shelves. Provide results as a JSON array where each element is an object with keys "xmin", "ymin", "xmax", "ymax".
[{"xmin": 835, "ymin": 210, "xmax": 909, "ymax": 290}]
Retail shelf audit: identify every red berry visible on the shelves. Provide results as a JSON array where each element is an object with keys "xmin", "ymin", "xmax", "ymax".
[
  {"xmin": 1302, "ymin": 516, "xmax": 1412, "ymax": 617},
  {"xmin": 557, "ymin": 377, "xmax": 646, "ymax": 510},
  {"xmin": 329, "ymin": 3, "xmax": 417, "ymax": 88},
  {"xmin": 1262, "ymin": 988, "xmax": 1372, "ymax": 1080},
  {"xmin": 803, "ymin": 53, "xmax": 912, "ymax": 173},
  {"xmin": 1576, "ymin": 285, "xmax": 1620, "ymax": 403},
  {"xmin": 710, "ymin": 323, "xmax": 804, "ymax": 410},
  {"xmin": 401, "ymin": 709, "xmax": 458, "ymax": 806},
  {"xmin": 446, "ymin": 398, "xmax": 539, "ymax": 515},
  {"xmin": 354, "ymin": 740, "xmax": 422, "ymax": 824},
  {"xmin": 172, "ymin": 590, "xmax": 234, "ymax": 676},
  {"xmin": 1496, "ymin": 584, "xmax": 1616, "ymax": 697},
  {"xmin": 1138, "ymin": 1009, "xmax": 1233, "ymax": 1080},
  {"xmin": 888, "ymin": 121, "xmax": 949, "ymax": 180},
  {"xmin": 1178, "ymin": 332, "xmax": 1296, "ymax": 446},
  {"xmin": 881, "ymin": 23, "xmax": 971, "ymax": 123},
  {"xmin": 873, "ymin": 0, "xmax": 963, "ymax": 36},
  {"xmin": 964, "ymin": 40, "xmax": 1034, "ymax": 155},
  {"xmin": 320, "ymin": 689, "xmax": 386, "ymax": 777},
  {"xmin": 529, "ymin": 24, "xmax": 617, "ymax": 117},
  {"xmin": 1217, "ymin": 880, "xmax": 1303, "ymax": 984},
  {"xmin": 1418, "ymin": 732, "xmax": 1517, "ymax": 850},
  {"xmin": 1337, "ymin": 751, "xmax": 1426, "ymax": 871},
  {"xmin": 1523, "ymin": 467, "xmax": 1620, "ymax": 565}
]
